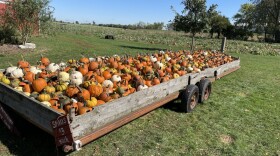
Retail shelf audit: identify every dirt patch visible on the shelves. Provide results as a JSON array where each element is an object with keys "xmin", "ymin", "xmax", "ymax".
[
  {"xmin": 220, "ymin": 134, "xmax": 234, "ymax": 144},
  {"xmin": 0, "ymin": 44, "xmax": 34, "ymax": 55}
]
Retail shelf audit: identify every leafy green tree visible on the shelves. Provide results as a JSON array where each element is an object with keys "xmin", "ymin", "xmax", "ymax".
[
  {"xmin": 210, "ymin": 15, "xmax": 231, "ymax": 38},
  {"xmin": 172, "ymin": 0, "xmax": 207, "ymax": 51},
  {"xmin": 174, "ymin": 0, "xmax": 207, "ymax": 37},
  {"xmin": 207, "ymin": 4, "xmax": 219, "ymax": 38},
  {"xmin": 206, "ymin": 4, "xmax": 231, "ymax": 38},
  {"xmin": 2, "ymin": 0, "xmax": 53, "ymax": 45},
  {"xmin": 251, "ymin": 0, "xmax": 280, "ymax": 42},
  {"xmin": 233, "ymin": 3, "xmax": 255, "ymax": 40},
  {"xmin": 233, "ymin": 3, "xmax": 256, "ymax": 30}
]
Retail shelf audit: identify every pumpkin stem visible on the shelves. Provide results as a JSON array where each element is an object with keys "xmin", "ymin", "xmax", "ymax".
[
  {"xmin": 8, "ymin": 62, "xmax": 13, "ymax": 67},
  {"xmin": 77, "ymin": 86, "xmax": 83, "ymax": 92},
  {"xmin": 59, "ymin": 102, "xmax": 64, "ymax": 109},
  {"xmin": 20, "ymin": 54, "xmax": 25, "ymax": 61},
  {"xmin": 40, "ymin": 53, "xmax": 43, "ymax": 58}
]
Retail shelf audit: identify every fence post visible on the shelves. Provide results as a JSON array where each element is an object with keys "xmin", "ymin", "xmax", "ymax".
[
  {"xmin": 221, "ymin": 37, "xmax": 227, "ymax": 53},
  {"xmin": 191, "ymin": 36, "xmax": 195, "ymax": 53}
]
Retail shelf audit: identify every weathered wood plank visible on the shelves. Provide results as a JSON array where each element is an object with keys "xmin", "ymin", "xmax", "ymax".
[
  {"xmin": 216, "ymin": 59, "xmax": 240, "ymax": 76},
  {"xmin": 189, "ymin": 59, "xmax": 240, "ymax": 84},
  {"xmin": 0, "ymin": 82, "xmax": 61, "ymax": 134},
  {"xmin": 78, "ymin": 92, "xmax": 180, "ymax": 146},
  {"xmin": 70, "ymin": 73, "xmax": 191, "ymax": 139}
]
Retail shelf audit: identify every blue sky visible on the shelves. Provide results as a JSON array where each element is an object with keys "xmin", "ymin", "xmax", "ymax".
[{"xmin": 50, "ymin": 0, "xmax": 250, "ymax": 25}]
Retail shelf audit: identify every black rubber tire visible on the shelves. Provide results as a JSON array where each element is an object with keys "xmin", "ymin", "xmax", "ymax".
[
  {"xmin": 198, "ymin": 79, "xmax": 212, "ymax": 103},
  {"xmin": 179, "ymin": 84, "xmax": 199, "ymax": 113}
]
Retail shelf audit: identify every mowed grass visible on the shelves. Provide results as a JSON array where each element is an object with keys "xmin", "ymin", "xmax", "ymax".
[{"xmin": 0, "ymin": 32, "xmax": 280, "ymax": 155}]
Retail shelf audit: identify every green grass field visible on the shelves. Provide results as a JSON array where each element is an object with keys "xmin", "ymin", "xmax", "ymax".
[{"xmin": 0, "ymin": 28, "xmax": 280, "ymax": 155}]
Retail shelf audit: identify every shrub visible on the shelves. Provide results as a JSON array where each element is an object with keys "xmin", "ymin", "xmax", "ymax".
[{"xmin": 0, "ymin": 27, "xmax": 19, "ymax": 45}]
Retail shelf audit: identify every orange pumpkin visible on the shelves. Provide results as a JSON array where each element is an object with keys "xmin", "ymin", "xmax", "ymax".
[
  {"xmin": 77, "ymin": 89, "xmax": 91, "ymax": 101},
  {"xmin": 110, "ymin": 61, "xmax": 118, "ymax": 69},
  {"xmin": 23, "ymin": 72, "xmax": 35, "ymax": 82},
  {"xmin": 98, "ymin": 92, "xmax": 112, "ymax": 102},
  {"xmin": 79, "ymin": 57, "xmax": 90, "ymax": 64},
  {"xmin": 84, "ymin": 71, "xmax": 94, "ymax": 81},
  {"xmin": 97, "ymin": 100, "xmax": 106, "ymax": 105},
  {"xmin": 32, "ymin": 78, "xmax": 47, "ymax": 92},
  {"xmin": 23, "ymin": 84, "xmax": 33, "ymax": 93},
  {"xmin": 88, "ymin": 84, "xmax": 103, "ymax": 97},
  {"xmin": 18, "ymin": 55, "xmax": 30, "ymax": 68},
  {"xmin": 65, "ymin": 85, "xmax": 80, "ymax": 97},
  {"xmin": 102, "ymin": 70, "xmax": 112, "ymax": 80},
  {"xmin": 89, "ymin": 61, "xmax": 99, "ymax": 71},
  {"xmin": 78, "ymin": 64, "xmax": 89, "ymax": 76},
  {"xmin": 95, "ymin": 75, "xmax": 105, "ymax": 84},
  {"xmin": 152, "ymin": 78, "xmax": 161, "ymax": 85},
  {"xmin": 41, "ymin": 55, "xmax": 50, "ymax": 66},
  {"xmin": 78, "ymin": 106, "xmax": 91, "ymax": 115}
]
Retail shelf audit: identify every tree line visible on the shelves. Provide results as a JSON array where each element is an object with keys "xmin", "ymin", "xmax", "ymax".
[
  {"xmin": 96, "ymin": 22, "xmax": 164, "ymax": 30},
  {"xmin": 171, "ymin": 0, "xmax": 280, "ymax": 43}
]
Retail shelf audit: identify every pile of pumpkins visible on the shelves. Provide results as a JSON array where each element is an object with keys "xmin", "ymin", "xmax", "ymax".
[{"xmin": 0, "ymin": 50, "xmax": 234, "ymax": 116}]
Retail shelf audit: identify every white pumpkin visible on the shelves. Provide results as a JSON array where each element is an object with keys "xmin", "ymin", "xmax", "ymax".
[
  {"xmin": 59, "ymin": 62, "xmax": 67, "ymax": 70},
  {"xmin": 203, "ymin": 51, "xmax": 208, "ymax": 56},
  {"xmin": 70, "ymin": 71, "xmax": 83, "ymax": 80},
  {"xmin": 11, "ymin": 68, "xmax": 24, "ymax": 79},
  {"xmin": 46, "ymin": 63, "xmax": 60, "ymax": 72},
  {"xmin": 150, "ymin": 56, "xmax": 157, "ymax": 63},
  {"xmin": 70, "ymin": 78, "xmax": 83, "ymax": 86},
  {"xmin": 137, "ymin": 84, "xmax": 148, "ymax": 91},
  {"xmin": 23, "ymin": 92, "xmax": 31, "ymax": 96},
  {"xmin": 89, "ymin": 57, "xmax": 95, "ymax": 62},
  {"xmin": 111, "ymin": 75, "xmax": 121, "ymax": 82},
  {"xmin": 102, "ymin": 80, "xmax": 113, "ymax": 88},
  {"xmin": 159, "ymin": 50, "xmax": 165, "ymax": 54},
  {"xmin": 71, "ymin": 98, "xmax": 78, "ymax": 103},
  {"xmin": 194, "ymin": 68, "xmax": 201, "ymax": 72},
  {"xmin": 41, "ymin": 101, "xmax": 51, "ymax": 107},
  {"xmin": 58, "ymin": 71, "xmax": 70, "ymax": 82},
  {"xmin": 5, "ymin": 66, "xmax": 18, "ymax": 74},
  {"xmin": 154, "ymin": 61, "xmax": 164, "ymax": 70},
  {"xmin": 188, "ymin": 66, "xmax": 194, "ymax": 72},
  {"xmin": 165, "ymin": 57, "xmax": 171, "ymax": 62},
  {"xmin": 30, "ymin": 66, "xmax": 42, "ymax": 74},
  {"xmin": 14, "ymin": 86, "xmax": 23, "ymax": 92},
  {"xmin": 187, "ymin": 55, "xmax": 193, "ymax": 60}
]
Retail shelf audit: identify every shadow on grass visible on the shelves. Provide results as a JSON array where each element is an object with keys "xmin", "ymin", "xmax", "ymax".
[
  {"xmin": 0, "ymin": 105, "xmax": 66, "ymax": 156},
  {"xmin": 161, "ymin": 99, "xmax": 183, "ymax": 113},
  {"xmin": 119, "ymin": 45, "xmax": 166, "ymax": 51}
]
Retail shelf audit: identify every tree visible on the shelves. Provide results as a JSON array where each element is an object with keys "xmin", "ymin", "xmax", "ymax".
[
  {"xmin": 172, "ymin": 0, "xmax": 207, "ymax": 52},
  {"xmin": 210, "ymin": 15, "xmax": 231, "ymax": 38},
  {"xmin": 233, "ymin": 3, "xmax": 255, "ymax": 40},
  {"xmin": 207, "ymin": 4, "xmax": 219, "ymax": 38},
  {"xmin": 252, "ymin": 0, "xmax": 280, "ymax": 42},
  {"xmin": 206, "ymin": 4, "xmax": 230, "ymax": 38},
  {"xmin": 233, "ymin": 3, "xmax": 255, "ymax": 29},
  {"xmin": 2, "ymin": 0, "xmax": 53, "ymax": 45}
]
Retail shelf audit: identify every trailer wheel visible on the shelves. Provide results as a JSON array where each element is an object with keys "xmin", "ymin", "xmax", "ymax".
[
  {"xmin": 179, "ymin": 85, "xmax": 199, "ymax": 113},
  {"xmin": 198, "ymin": 79, "xmax": 212, "ymax": 103}
]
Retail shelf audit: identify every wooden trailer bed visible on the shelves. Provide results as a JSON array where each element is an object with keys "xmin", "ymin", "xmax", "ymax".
[{"xmin": 0, "ymin": 58, "xmax": 240, "ymax": 152}]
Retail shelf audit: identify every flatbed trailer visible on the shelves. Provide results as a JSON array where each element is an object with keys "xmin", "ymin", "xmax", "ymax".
[{"xmin": 0, "ymin": 58, "xmax": 240, "ymax": 152}]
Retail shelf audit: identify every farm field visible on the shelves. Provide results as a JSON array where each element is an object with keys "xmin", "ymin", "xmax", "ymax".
[{"xmin": 0, "ymin": 27, "xmax": 280, "ymax": 155}]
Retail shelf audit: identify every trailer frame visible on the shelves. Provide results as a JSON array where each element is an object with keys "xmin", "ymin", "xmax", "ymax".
[{"xmin": 0, "ymin": 59, "xmax": 240, "ymax": 152}]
